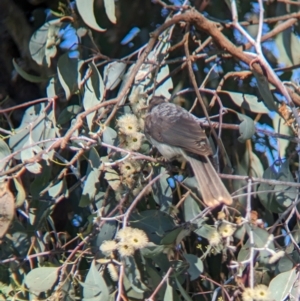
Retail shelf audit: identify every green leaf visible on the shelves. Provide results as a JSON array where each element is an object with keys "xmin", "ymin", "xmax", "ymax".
[
  {"xmin": 151, "ymin": 166, "xmax": 173, "ymax": 211},
  {"xmin": 47, "ymin": 77, "xmax": 61, "ymax": 99},
  {"xmin": 25, "ymin": 267, "xmax": 60, "ymax": 294},
  {"xmin": 82, "ymin": 260, "xmax": 109, "ymax": 300},
  {"xmin": 164, "ymin": 281, "xmax": 173, "ymax": 301},
  {"xmin": 183, "ymin": 254, "xmax": 203, "ymax": 280},
  {"xmin": 130, "ymin": 210, "xmax": 175, "ymax": 244},
  {"xmin": 161, "ymin": 227, "xmax": 185, "ymax": 245},
  {"xmin": 124, "ymin": 256, "xmax": 149, "ymax": 293},
  {"xmin": 89, "ymin": 61, "xmax": 104, "ymax": 101},
  {"xmin": 140, "ymin": 245, "xmax": 165, "ymax": 257},
  {"xmin": 103, "ymin": 167, "xmax": 120, "ymax": 192},
  {"xmin": 154, "ymin": 64, "xmax": 173, "ymax": 99},
  {"xmin": 12, "ymin": 59, "xmax": 47, "ymax": 83},
  {"xmin": 183, "ymin": 193, "xmax": 201, "ymax": 222},
  {"xmin": 275, "ymin": 28, "xmax": 300, "ymax": 67},
  {"xmin": 102, "ymin": 126, "xmax": 117, "ymax": 153},
  {"xmin": 57, "ymin": 53, "xmax": 83, "ymax": 100},
  {"xmin": 251, "ymin": 68, "xmax": 277, "ymax": 112},
  {"xmin": 57, "ymin": 105, "xmax": 82, "ymax": 125},
  {"xmin": 9, "ymin": 104, "xmax": 46, "ymax": 160},
  {"xmin": 123, "ymin": 273, "xmax": 144, "ymax": 300},
  {"xmin": 174, "ymin": 277, "xmax": 193, "ymax": 301},
  {"xmin": 268, "ymin": 268, "xmax": 297, "ymax": 301},
  {"xmin": 29, "ymin": 19, "xmax": 62, "ymax": 66},
  {"xmin": 79, "ymin": 148, "xmax": 101, "ymax": 206},
  {"xmin": 0, "ymin": 139, "xmax": 11, "ymax": 171},
  {"xmin": 257, "ymin": 161, "xmax": 297, "ymax": 213},
  {"xmin": 146, "ymin": 265, "xmax": 165, "ymax": 300},
  {"xmin": 277, "ymin": 256, "xmax": 293, "ymax": 273},
  {"xmin": 194, "ymin": 224, "xmax": 217, "ymax": 240},
  {"xmin": 237, "ymin": 226, "xmax": 275, "ymax": 265},
  {"xmin": 221, "ymin": 91, "xmax": 269, "ymax": 113},
  {"xmin": 82, "ymin": 62, "xmax": 104, "ymax": 130},
  {"xmin": 104, "ymin": 0, "xmax": 116, "ymax": 24},
  {"xmin": 103, "ymin": 62, "xmax": 126, "ymax": 90},
  {"xmin": 30, "ymin": 161, "xmax": 51, "ymax": 199},
  {"xmin": 80, "ymin": 168, "xmax": 101, "ymax": 207},
  {"xmin": 48, "ymin": 180, "xmax": 65, "ymax": 198},
  {"xmin": 13, "ymin": 177, "xmax": 26, "ymax": 208},
  {"xmin": 92, "ymin": 221, "xmax": 117, "ymax": 251},
  {"xmin": 76, "ymin": 0, "xmax": 106, "ymax": 32},
  {"xmin": 236, "ymin": 112, "xmax": 255, "ymax": 142},
  {"xmin": 20, "ymin": 138, "xmax": 42, "ymax": 174},
  {"xmin": 272, "ymin": 113, "xmax": 292, "ymax": 159},
  {"xmin": 234, "ymin": 150, "xmax": 264, "ymax": 211}
]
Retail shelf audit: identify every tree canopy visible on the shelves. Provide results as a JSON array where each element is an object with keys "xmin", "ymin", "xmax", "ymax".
[{"xmin": 1, "ymin": 0, "xmax": 300, "ymax": 300}]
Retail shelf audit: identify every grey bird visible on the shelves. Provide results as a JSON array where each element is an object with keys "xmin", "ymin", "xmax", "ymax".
[{"xmin": 144, "ymin": 96, "xmax": 232, "ymax": 207}]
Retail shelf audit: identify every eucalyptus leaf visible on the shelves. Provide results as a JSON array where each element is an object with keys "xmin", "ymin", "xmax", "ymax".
[
  {"xmin": 124, "ymin": 256, "xmax": 149, "ymax": 293},
  {"xmin": 272, "ymin": 113, "xmax": 292, "ymax": 159},
  {"xmin": 251, "ymin": 68, "xmax": 277, "ymax": 112},
  {"xmin": 183, "ymin": 193, "xmax": 201, "ymax": 222},
  {"xmin": 9, "ymin": 104, "xmax": 46, "ymax": 160},
  {"xmin": 57, "ymin": 105, "xmax": 82, "ymax": 125},
  {"xmin": 174, "ymin": 277, "xmax": 193, "ymax": 301},
  {"xmin": 102, "ymin": 126, "xmax": 117, "ymax": 153},
  {"xmin": 104, "ymin": 167, "xmax": 120, "ymax": 192},
  {"xmin": 20, "ymin": 139, "xmax": 43, "ymax": 174},
  {"xmin": 237, "ymin": 226, "xmax": 275, "ymax": 265},
  {"xmin": 0, "ymin": 139, "xmax": 11, "ymax": 171},
  {"xmin": 82, "ymin": 260, "xmax": 109, "ymax": 300},
  {"xmin": 92, "ymin": 221, "xmax": 117, "ymax": 251},
  {"xmin": 161, "ymin": 227, "xmax": 185, "ymax": 245},
  {"xmin": 83, "ymin": 65, "xmax": 101, "ymax": 130},
  {"xmin": 76, "ymin": 0, "xmax": 106, "ymax": 32},
  {"xmin": 80, "ymin": 168, "xmax": 101, "ymax": 207},
  {"xmin": 268, "ymin": 268, "xmax": 297, "ymax": 301},
  {"xmin": 30, "ymin": 161, "xmax": 51, "ymax": 198},
  {"xmin": 257, "ymin": 161, "xmax": 296, "ymax": 213},
  {"xmin": 151, "ymin": 166, "xmax": 173, "ymax": 211},
  {"xmin": 236, "ymin": 112, "xmax": 255, "ymax": 142},
  {"xmin": 183, "ymin": 254, "xmax": 203, "ymax": 280},
  {"xmin": 130, "ymin": 210, "xmax": 175, "ymax": 244},
  {"xmin": 57, "ymin": 53, "xmax": 83, "ymax": 100},
  {"xmin": 123, "ymin": 273, "xmax": 144, "ymax": 300},
  {"xmin": 25, "ymin": 267, "xmax": 60, "ymax": 294},
  {"xmin": 275, "ymin": 27, "xmax": 300, "ymax": 67},
  {"xmin": 154, "ymin": 64, "xmax": 173, "ymax": 99},
  {"xmin": 13, "ymin": 177, "xmax": 26, "ymax": 208},
  {"xmin": 104, "ymin": 0, "xmax": 116, "ymax": 24},
  {"xmin": 103, "ymin": 61, "xmax": 126, "ymax": 90},
  {"xmin": 13, "ymin": 59, "xmax": 47, "ymax": 83},
  {"xmin": 221, "ymin": 91, "xmax": 269, "ymax": 113},
  {"xmin": 164, "ymin": 281, "xmax": 173, "ymax": 301},
  {"xmin": 89, "ymin": 61, "xmax": 104, "ymax": 101},
  {"xmin": 47, "ymin": 180, "xmax": 64, "ymax": 199},
  {"xmin": 29, "ymin": 19, "xmax": 62, "ymax": 66},
  {"xmin": 277, "ymin": 256, "xmax": 293, "ymax": 273}
]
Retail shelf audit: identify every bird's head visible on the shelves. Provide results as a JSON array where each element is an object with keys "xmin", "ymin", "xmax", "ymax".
[{"xmin": 147, "ymin": 96, "xmax": 168, "ymax": 111}]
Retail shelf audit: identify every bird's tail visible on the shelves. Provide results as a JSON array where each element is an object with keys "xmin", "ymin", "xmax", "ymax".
[{"xmin": 188, "ymin": 156, "xmax": 232, "ymax": 207}]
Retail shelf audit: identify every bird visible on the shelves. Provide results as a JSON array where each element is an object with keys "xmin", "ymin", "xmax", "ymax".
[{"xmin": 144, "ymin": 96, "xmax": 232, "ymax": 207}]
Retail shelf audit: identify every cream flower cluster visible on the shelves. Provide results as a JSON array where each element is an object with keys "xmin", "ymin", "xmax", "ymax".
[
  {"xmin": 207, "ymin": 222, "xmax": 236, "ymax": 247},
  {"xmin": 100, "ymin": 227, "xmax": 149, "ymax": 257},
  {"xmin": 117, "ymin": 87, "xmax": 147, "ymax": 152},
  {"xmin": 242, "ymin": 284, "xmax": 271, "ymax": 301}
]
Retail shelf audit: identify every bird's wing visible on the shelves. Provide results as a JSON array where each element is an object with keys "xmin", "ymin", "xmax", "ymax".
[{"xmin": 145, "ymin": 102, "xmax": 212, "ymax": 156}]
